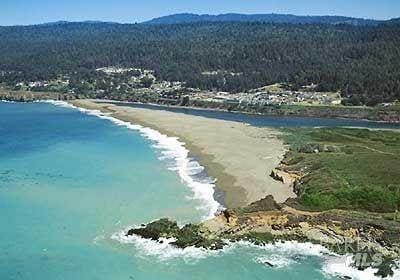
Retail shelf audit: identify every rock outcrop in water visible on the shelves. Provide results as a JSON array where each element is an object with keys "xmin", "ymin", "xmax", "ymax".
[
  {"xmin": 127, "ymin": 196, "xmax": 400, "ymax": 278},
  {"xmin": 269, "ymin": 170, "xmax": 284, "ymax": 183},
  {"xmin": 126, "ymin": 218, "xmax": 225, "ymax": 250}
]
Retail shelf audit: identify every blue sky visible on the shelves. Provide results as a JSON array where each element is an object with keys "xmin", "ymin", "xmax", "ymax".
[{"xmin": 1, "ymin": 0, "xmax": 399, "ymax": 26}]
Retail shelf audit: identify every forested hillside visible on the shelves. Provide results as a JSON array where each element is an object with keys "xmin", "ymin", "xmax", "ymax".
[
  {"xmin": 0, "ymin": 21, "xmax": 400, "ymax": 105},
  {"xmin": 145, "ymin": 13, "xmax": 381, "ymax": 25}
]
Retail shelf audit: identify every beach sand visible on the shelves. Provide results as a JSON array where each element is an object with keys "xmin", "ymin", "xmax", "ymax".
[{"xmin": 71, "ymin": 100, "xmax": 296, "ymax": 208}]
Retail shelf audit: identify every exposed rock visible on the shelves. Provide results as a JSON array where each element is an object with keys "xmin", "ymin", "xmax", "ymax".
[
  {"xmin": 127, "ymin": 218, "xmax": 226, "ymax": 250},
  {"xmin": 126, "ymin": 218, "xmax": 180, "ymax": 240},
  {"xmin": 264, "ymin": 261, "xmax": 274, "ymax": 267},
  {"xmin": 241, "ymin": 195, "xmax": 282, "ymax": 213},
  {"xmin": 126, "ymin": 200, "xmax": 400, "ymax": 278},
  {"xmin": 270, "ymin": 170, "xmax": 284, "ymax": 183},
  {"xmin": 375, "ymin": 259, "xmax": 398, "ymax": 278},
  {"xmin": 223, "ymin": 209, "xmax": 236, "ymax": 223}
]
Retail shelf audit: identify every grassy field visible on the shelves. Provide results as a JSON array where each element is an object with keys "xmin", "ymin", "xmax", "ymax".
[{"xmin": 282, "ymin": 127, "xmax": 400, "ymax": 213}]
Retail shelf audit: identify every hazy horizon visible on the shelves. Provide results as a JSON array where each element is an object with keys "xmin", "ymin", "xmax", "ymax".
[{"xmin": 1, "ymin": 0, "xmax": 399, "ymax": 26}]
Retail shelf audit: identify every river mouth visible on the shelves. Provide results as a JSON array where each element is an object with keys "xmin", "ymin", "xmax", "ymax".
[{"xmin": 99, "ymin": 100, "xmax": 400, "ymax": 129}]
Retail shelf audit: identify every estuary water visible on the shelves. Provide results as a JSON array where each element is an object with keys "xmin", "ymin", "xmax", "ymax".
[
  {"xmin": 0, "ymin": 101, "xmax": 397, "ymax": 280},
  {"xmin": 105, "ymin": 101, "xmax": 400, "ymax": 129}
]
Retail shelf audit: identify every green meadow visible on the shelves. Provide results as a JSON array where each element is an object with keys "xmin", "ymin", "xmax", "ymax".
[{"xmin": 282, "ymin": 127, "xmax": 400, "ymax": 213}]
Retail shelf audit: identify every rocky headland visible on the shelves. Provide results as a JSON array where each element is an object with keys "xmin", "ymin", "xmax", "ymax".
[{"xmin": 126, "ymin": 195, "xmax": 400, "ymax": 278}]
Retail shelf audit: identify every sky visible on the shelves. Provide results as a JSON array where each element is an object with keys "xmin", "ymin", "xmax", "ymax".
[{"xmin": 1, "ymin": 0, "xmax": 399, "ymax": 26}]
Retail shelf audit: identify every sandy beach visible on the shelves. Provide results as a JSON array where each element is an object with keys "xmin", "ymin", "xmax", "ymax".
[{"xmin": 71, "ymin": 99, "xmax": 296, "ymax": 208}]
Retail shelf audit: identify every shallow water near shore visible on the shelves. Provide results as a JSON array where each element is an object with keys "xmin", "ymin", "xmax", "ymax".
[{"xmin": 0, "ymin": 101, "xmax": 396, "ymax": 280}]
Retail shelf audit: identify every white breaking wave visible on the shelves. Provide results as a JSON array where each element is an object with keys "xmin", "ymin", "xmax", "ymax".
[
  {"xmin": 44, "ymin": 100, "xmax": 222, "ymax": 220},
  {"xmin": 257, "ymin": 240, "xmax": 331, "ymax": 256},
  {"xmin": 322, "ymin": 255, "xmax": 400, "ymax": 280},
  {"xmin": 111, "ymin": 227, "xmax": 220, "ymax": 263},
  {"xmin": 254, "ymin": 241, "xmax": 400, "ymax": 280},
  {"xmin": 241, "ymin": 241, "xmax": 400, "ymax": 279}
]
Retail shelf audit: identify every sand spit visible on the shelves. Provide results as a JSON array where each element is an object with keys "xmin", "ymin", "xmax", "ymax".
[{"xmin": 71, "ymin": 100, "xmax": 296, "ymax": 208}]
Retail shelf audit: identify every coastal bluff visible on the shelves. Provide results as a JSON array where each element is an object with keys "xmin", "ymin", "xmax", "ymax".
[
  {"xmin": 71, "ymin": 99, "xmax": 296, "ymax": 208},
  {"xmin": 126, "ymin": 195, "xmax": 400, "ymax": 278}
]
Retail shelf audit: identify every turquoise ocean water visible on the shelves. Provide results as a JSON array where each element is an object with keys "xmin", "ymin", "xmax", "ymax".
[{"xmin": 0, "ymin": 101, "xmax": 397, "ymax": 280}]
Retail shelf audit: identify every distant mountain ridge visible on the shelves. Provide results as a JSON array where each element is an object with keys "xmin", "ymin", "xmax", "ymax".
[
  {"xmin": 32, "ymin": 20, "xmax": 118, "ymax": 27},
  {"xmin": 11, "ymin": 14, "xmax": 399, "ymax": 28},
  {"xmin": 145, "ymin": 13, "xmax": 382, "ymax": 26}
]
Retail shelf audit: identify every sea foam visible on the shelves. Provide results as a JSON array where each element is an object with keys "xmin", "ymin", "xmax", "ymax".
[
  {"xmin": 111, "ymin": 229, "xmax": 330, "ymax": 265},
  {"xmin": 322, "ymin": 255, "xmax": 400, "ymax": 280},
  {"xmin": 244, "ymin": 241, "xmax": 400, "ymax": 279},
  {"xmin": 44, "ymin": 100, "xmax": 222, "ymax": 220},
  {"xmin": 111, "ymin": 226, "xmax": 219, "ymax": 263}
]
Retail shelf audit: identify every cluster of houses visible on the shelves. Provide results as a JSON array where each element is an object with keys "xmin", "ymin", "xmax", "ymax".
[
  {"xmin": 242, "ymin": 90, "xmax": 343, "ymax": 106},
  {"xmin": 8, "ymin": 67, "xmax": 343, "ymax": 107},
  {"xmin": 14, "ymin": 76, "xmax": 71, "ymax": 93},
  {"xmin": 186, "ymin": 87, "xmax": 342, "ymax": 106}
]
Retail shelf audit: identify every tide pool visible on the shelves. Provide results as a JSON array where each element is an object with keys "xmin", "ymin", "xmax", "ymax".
[{"xmin": 0, "ymin": 101, "xmax": 381, "ymax": 280}]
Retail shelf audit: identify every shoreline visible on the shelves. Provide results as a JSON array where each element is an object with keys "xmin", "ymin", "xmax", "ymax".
[
  {"xmin": 47, "ymin": 100, "xmax": 221, "ymax": 219},
  {"xmin": 70, "ymin": 99, "xmax": 296, "ymax": 208}
]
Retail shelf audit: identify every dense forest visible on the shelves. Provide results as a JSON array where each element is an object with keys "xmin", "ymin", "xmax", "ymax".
[
  {"xmin": 145, "ymin": 13, "xmax": 381, "ymax": 25},
  {"xmin": 0, "ymin": 20, "xmax": 400, "ymax": 105}
]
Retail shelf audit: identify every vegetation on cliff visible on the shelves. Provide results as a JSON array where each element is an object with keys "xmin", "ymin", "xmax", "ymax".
[
  {"xmin": 127, "ymin": 218, "xmax": 225, "ymax": 250},
  {"xmin": 127, "ymin": 197, "xmax": 400, "ymax": 277},
  {"xmin": 281, "ymin": 128, "xmax": 400, "ymax": 213}
]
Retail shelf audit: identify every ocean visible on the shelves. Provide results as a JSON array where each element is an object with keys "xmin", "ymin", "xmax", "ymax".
[{"xmin": 0, "ymin": 101, "xmax": 398, "ymax": 280}]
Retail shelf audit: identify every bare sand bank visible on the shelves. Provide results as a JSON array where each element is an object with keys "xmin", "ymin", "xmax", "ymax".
[{"xmin": 70, "ymin": 99, "xmax": 296, "ymax": 208}]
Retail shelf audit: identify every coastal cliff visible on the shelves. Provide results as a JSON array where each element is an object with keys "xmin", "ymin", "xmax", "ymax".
[{"xmin": 127, "ymin": 195, "xmax": 400, "ymax": 278}]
